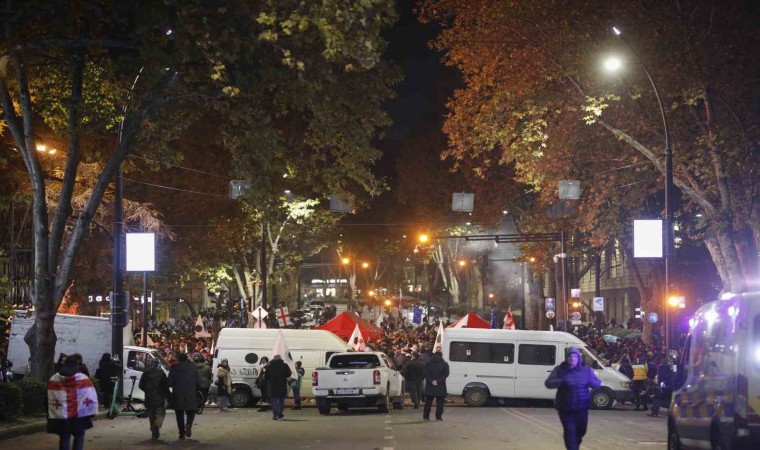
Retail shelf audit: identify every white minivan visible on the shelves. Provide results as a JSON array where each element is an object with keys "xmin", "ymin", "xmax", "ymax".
[
  {"xmin": 210, "ymin": 328, "xmax": 350, "ymax": 407},
  {"xmin": 442, "ymin": 328, "xmax": 633, "ymax": 409},
  {"xmin": 667, "ymin": 291, "xmax": 760, "ymax": 450}
]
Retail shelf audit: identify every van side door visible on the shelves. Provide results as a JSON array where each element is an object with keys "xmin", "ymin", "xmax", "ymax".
[
  {"xmin": 515, "ymin": 342, "xmax": 558, "ymax": 399},
  {"xmin": 448, "ymin": 341, "xmax": 516, "ymax": 398}
]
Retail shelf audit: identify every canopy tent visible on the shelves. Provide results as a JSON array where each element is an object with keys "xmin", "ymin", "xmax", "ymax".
[
  {"xmin": 447, "ymin": 312, "xmax": 491, "ymax": 329},
  {"xmin": 314, "ymin": 311, "xmax": 384, "ymax": 342}
]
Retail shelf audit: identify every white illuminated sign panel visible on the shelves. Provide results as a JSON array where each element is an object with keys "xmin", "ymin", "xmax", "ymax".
[
  {"xmin": 126, "ymin": 233, "xmax": 155, "ymax": 271},
  {"xmin": 633, "ymin": 220, "xmax": 663, "ymax": 258}
]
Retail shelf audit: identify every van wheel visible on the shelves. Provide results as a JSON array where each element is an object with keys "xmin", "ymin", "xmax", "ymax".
[
  {"xmin": 667, "ymin": 421, "xmax": 681, "ymax": 450},
  {"xmin": 464, "ymin": 387, "xmax": 489, "ymax": 407},
  {"xmin": 591, "ymin": 388, "xmax": 613, "ymax": 410},
  {"xmin": 316, "ymin": 398, "xmax": 331, "ymax": 415},
  {"xmin": 230, "ymin": 387, "xmax": 251, "ymax": 408}
]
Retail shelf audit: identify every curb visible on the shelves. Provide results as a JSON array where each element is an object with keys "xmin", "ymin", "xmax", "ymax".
[{"xmin": 0, "ymin": 411, "xmax": 109, "ymax": 441}]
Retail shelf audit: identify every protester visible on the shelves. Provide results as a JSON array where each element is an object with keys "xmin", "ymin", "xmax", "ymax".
[
  {"xmin": 422, "ymin": 346, "xmax": 449, "ymax": 421},
  {"xmin": 216, "ymin": 358, "xmax": 233, "ymax": 412},
  {"xmin": 94, "ymin": 353, "xmax": 118, "ymax": 405},
  {"xmin": 139, "ymin": 358, "xmax": 170, "ymax": 440},
  {"xmin": 405, "ymin": 351, "xmax": 425, "ymax": 409},
  {"xmin": 194, "ymin": 353, "xmax": 212, "ymax": 405},
  {"xmin": 55, "ymin": 353, "xmax": 68, "ymax": 373},
  {"xmin": 168, "ymin": 353, "xmax": 201, "ymax": 439},
  {"xmin": 47, "ymin": 353, "xmax": 98, "ymax": 450},
  {"xmin": 545, "ymin": 347, "xmax": 602, "ymax": 450},
  {"xmin": 631, "ymin": 357, "xmax": 649, "ymax": 411},
  {"xmin": 256, "ymin": 357, "xmax": 270, "ymax": 412},
  {"xmin": 648, "ymin": 356, "xmax": 674, "ymax": 417},
  {"xmin": 264, "ymin": 355, "xmax": 292, "ymax": 421},
  {"xmin": 289, "ymin": 360, "xmax": 305, "ymax": 410}
]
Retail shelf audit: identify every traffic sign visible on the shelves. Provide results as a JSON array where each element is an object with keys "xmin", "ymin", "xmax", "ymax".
[
  {"xmin": 571, "ymin": 311, "xmax": 582, "ymax": 321},
  {"xmin": 545, "ymin": 298, "xmax": 556, "ymax": 311},
  {"xmin": 545, "ymin": 310, "xmax": 556, "ymax": 319},
  {"xmin": 647, "ymin": 312, "xmax": 659, "ymax": 324},
  {"xmin": 592, "ymin": 297, "xmax": 604, "ymax": 312}
]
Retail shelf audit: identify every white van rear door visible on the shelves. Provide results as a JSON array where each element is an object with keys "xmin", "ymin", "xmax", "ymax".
[{"xmin": 515, "ymin": 342, "xmax": 559, "ymax": 399}]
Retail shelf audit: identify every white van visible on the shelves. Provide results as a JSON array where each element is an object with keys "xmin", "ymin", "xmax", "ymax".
[
  {"xmin": 667, "ymin": 291, "xmax": 760, "ymax": 450},
  {"xmin": 210, "ymin": 328, "xmax": 351, "ymax": 407},
  {"xmin": 442, "ymin": 328, "xmax": 633, "ymax": 409}
]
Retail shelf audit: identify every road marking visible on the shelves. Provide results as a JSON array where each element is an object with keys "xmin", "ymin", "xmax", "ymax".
[
  {"xmin": 385, "ymin": 426, "xmax": 393, "ymax": 431},
  {"xmin": 385, "ymin": 420, "xmax": 392, "ymax": 424},
  {"xmin": 504, "ymin": 408, "xmax": 606, "ymax": 450},
  {"xmin": 384, "ymin": 435, "xmax": 393, "ymax": 440}
]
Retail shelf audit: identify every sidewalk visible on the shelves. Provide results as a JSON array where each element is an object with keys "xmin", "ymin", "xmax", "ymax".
[{"xmin": 0, "ymin": 410, "xmax": 109, "ymax": 441}]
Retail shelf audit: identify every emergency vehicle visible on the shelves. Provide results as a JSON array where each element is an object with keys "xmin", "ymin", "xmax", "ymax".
[{"xmin": 668, "ymin": 291, "xmax": 760, "ymax": 449}]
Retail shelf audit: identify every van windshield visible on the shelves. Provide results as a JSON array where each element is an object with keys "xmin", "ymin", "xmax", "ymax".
[
  {"xmin": 584, "ymin": 346, "xmax": 610, "ymax": 367},
  {"xmin": 329, "ymin": 354, "xmax": 381, "ymax": 369}
]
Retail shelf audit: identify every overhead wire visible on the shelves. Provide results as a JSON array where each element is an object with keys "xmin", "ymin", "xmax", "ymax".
[{"xmin": 122, "ymin": 177, "xmax": 230, "ymax": 198}]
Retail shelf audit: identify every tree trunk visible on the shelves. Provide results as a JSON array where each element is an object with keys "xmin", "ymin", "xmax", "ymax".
[{"xmin": 524, "ymin": 265, "xmax": 542, "ymax": 330}]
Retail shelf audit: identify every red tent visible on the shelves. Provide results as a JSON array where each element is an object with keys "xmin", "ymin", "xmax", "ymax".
[
  {"xmin": 314, "ymin": 312, "xmax": 384, "ymax": 342},
  {"xmin": 447, "ymin": 312, "xmax": 491, "ymax": 329}
]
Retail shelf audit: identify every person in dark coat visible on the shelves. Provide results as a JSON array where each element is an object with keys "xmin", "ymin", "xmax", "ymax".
[
  {"xmin": 648, "ymin": 356, "xmax": 673, "ymax": 417},
  {"xmin": 545, "ymin": 347, "xmax": 602, "ymax": 450},
  {"xmin": 255, "ymin": 357, "xmax": 270, "ymax": 412},
  {"xmin": 168, "ymin": 353, "xmax": 200, "ymax": 439},
  {"xmin": 422, "ymin": 347, "xmax": 449, "ymax": 421},
  {"xmin": 47, "ymin": 354, "xmax": 98, "ymax": 450},
  {"xmin": 618, "ymin": 356, "xmax": 634, "ymax": 381},
  {"xmin": 405, "ymin": 351, "xmax": 426, "ymax": 409},
  {"xmin": 94, "ymin": 353, "xmax": 119, "ymax": 405},
  {"xmin": 139, "ymin": 358, "xmax": 170, "ymax": 439},
  {"xmin": 263, "ymin": 355, "xmax": 292, "ymax": 420},
  {"xmin": 193, "ymin": 353, "xmax": 212, "ymax": 404}
]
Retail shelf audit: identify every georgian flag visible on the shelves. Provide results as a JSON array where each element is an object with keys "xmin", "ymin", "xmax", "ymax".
[
  {"xmin": 503, "ymin": 306, "xmax": 516, "ymax": 330},
  {"xmin": 47, "ymin": 372, "xmax": 98, "ymax": 420},
  {"xmin": 348, "ymin": 324, "xmax": 366, "ymax": 351},
  {"xmin": 434, "ymin": 321, "xmax": 445, "ymax": 351}
]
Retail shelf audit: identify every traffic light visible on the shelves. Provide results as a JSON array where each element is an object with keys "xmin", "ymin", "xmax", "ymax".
[{"xmin": 635, "ymin": 307, "xmax": 644, "ymax": 319}]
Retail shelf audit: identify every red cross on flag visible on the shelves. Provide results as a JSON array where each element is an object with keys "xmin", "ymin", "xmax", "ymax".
[
  {"xmin": 276, "ymin": 306, "xmax": 291, "ymax": 327},
  {"xmin": 47, "ymin": 373, "xmax": 98, "ymax": 420},
  {"xmin": 348, "ymin": 323, "xmax": 366, "ymax": 351},
  {"xmin": 503, "ymin": 306, "xmax": 516, "ymax": 330}
]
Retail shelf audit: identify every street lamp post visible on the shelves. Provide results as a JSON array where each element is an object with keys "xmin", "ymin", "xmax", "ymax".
[{"xmin": 607, "ymin": 26, "xmax": 673, "ymax": 351}]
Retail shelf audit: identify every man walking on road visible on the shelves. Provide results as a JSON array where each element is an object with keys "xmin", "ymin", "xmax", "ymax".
[
  {"xmin": 139, "ymin": 358, "xmax": 170, "ymax": 440},
  {"xmin": 422, "ymin": 346, "xmax": 449, "ymax": 421},
  {"xmin": 545, "ymin": 347, "xmax": 601, "ymax": 450},
  {"xmin": 264, "ymin": 355, "xmax": 292, "ymax": 421},
  {"xmin": 406, "ymin": 351, "xmax": 425, "ymax": 409},
  {"xmin": 168, "ymin": 353, "xmax": 201, "ymax": 440}
]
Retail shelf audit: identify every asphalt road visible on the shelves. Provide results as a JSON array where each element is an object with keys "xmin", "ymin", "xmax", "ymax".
[{"xmin": 2, "ymin": 401, "xmax": 667, "ymax": 449}]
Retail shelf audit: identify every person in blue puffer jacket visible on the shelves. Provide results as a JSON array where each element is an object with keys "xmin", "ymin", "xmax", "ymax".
[{"xmin": 545, "ymin": 347, "xmax": 602, "ymax": 450}]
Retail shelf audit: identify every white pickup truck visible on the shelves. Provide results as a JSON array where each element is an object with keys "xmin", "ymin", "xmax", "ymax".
[{"xmin": 311, "ymin": 352, "xmax": 405, "ymax": 414}]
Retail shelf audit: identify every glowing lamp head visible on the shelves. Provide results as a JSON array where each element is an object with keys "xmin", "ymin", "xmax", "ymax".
[
  {"xmin": 341, "ymin": 257, "xmax": 350, "ymax": 265},
  {"xmin": 384, "ymin": 299, "xmax": 392, "ymax": 306},
  {"xmin": 419, "ymin": 234, "xmax": 429, "ymax": 244},
  {"xmin": 458, "ymin": 260, "xmax": 466, "ymax": 267},
  {"xmin": 361, "ymin": 262, "xmax": 369, "ymax": 269},
  {"xmin": 668, "ymin": 296, "xmax": 681, "ymax": 307},
  {"xmin": 604, "ymin": 57, "xmax": 622, "ymax": 72},
  {"xmin": 368, "ymin": 290, "xmax": 375, "ymax": 297},
  {"xmin": 612, "ymin": 26, "xmax": 621, "ymax": 35},
  {"xmin": 488, "ymin": 293, "xmax": 495, "ymax": 299}
]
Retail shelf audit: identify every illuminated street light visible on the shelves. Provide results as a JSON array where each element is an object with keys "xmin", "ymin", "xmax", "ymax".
[
  {"xmin": 341, "ymin": 257, "xmax": 350, "ymax": 265},
  {"xmin": 458, "ymin": 260, "xmax": 466, "ymax": 267},
  {"xmin": 361, "ymin": 262, "xmax": 369, "ymax": 269},
  {"xmin": 604, "ymin": 56, "xmax": 622, "ymax": 72},
  {"xmin": 419, "ymin": 234, "xmax": 429, "ymax": 244},
  {"xmin": 529, "ymin": 257, "xmax": 536, "ymax": 263},
  {"xmin": 384, "ymin": 299, "xmax": 392, "ymax": 306},
  {"xmin": 488, "ymin": 293, "xmax": 495, "ymax": 299},
  {"xmin": 368, "ymin": 290, "xmax": 375, "ymax": 297}
]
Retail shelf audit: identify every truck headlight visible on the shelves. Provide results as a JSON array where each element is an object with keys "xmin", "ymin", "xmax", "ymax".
[{"xmin": 619, "ymin": 382, "xmax": 631, "ymax": 389}]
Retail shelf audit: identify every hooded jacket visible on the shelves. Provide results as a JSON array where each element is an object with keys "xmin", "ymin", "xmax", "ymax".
[
  {"xmin": 423, "ymin": 353, "xmax": 450, "ymax": 397},
  {"xmin": 544, "ymin": 347, "xmax": 601, "ymax": 412},
  {"xmin": 168, "ymin": 360, "xmax": 200, "ymax": 411}
]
